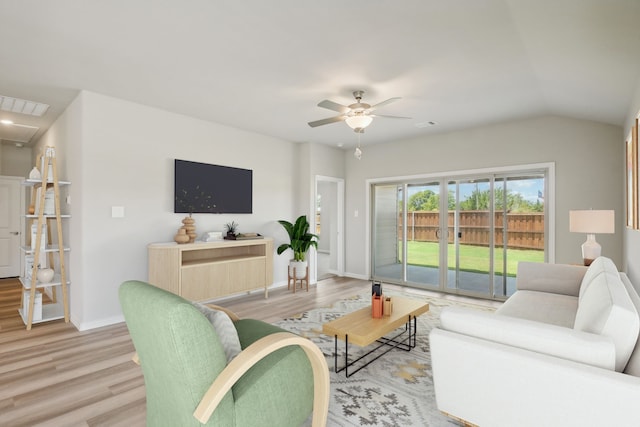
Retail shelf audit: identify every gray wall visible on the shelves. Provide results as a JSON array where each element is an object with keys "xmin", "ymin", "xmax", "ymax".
[
  {"xmin": 343, "ymin": 115, "xmax": 623, "ymax": 278},
  {"xmin": 0, "ymin": 144, "xmax": 32, "ymax": 177}
]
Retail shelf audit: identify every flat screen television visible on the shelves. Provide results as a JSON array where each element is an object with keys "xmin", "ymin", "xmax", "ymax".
[{"xmin": 174, "ymin": 159, "xmax": 252, "ymax": 214}]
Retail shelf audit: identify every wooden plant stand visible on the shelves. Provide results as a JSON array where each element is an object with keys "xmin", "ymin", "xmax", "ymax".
[{"xmin": 288, "ymin": 265, "xmax": 309, "ymax": 293}]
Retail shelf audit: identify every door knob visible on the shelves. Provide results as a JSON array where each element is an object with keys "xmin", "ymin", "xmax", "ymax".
[{"xmin": 10, "ymin": 231, "xmax": 19, "ymax": 235}]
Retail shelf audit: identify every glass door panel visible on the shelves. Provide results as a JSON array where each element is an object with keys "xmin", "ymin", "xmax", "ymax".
[
  {"xmin": 406, "ymin": 182, "xmax": 440, "ymax": 287},
  {"xmin": 493, "ymin": 178, "xmax": 507, "ymax": 297},
  {"xmin": 372, "ymin": 184, "xmax": 403, "ymax": 282},
  {"xmin": 493, "ymin": 175, "xmax": 546, "ymax": 297},
  {"xmin": 446, "ymin": 179, "xmax": 492, "ymax": 296}
]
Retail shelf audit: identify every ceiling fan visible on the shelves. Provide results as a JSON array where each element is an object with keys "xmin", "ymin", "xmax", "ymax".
[{"xmin": 308, "ymin": 90, "xmax": 410, "ymax": 133}]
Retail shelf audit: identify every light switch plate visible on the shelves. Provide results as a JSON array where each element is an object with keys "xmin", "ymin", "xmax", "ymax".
[{"xmin": 111, "ymin": 206, "xmax": 125, "ymax": 218}]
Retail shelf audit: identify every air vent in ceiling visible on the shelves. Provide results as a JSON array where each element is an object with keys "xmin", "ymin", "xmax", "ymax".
[{"xmin": 0, "ymin": 95, "xmax": 49, "ymax": 117}]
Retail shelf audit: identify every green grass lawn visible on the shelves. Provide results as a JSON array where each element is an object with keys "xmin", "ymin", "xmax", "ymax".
[{"xmin": 404, "ymin": 241, "xmax": 544, "ymax": 276}]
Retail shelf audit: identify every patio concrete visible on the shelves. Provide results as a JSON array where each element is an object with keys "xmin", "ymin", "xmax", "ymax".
[{"xmin": 374, "ymin": 263, "xmax": 517, "ymax": 298}]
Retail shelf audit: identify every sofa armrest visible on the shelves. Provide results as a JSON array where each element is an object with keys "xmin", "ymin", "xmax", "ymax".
[
  {"xmin": 440, "ymin": 307, "xmax": 616, "ymax": 370},
  {"xmin": 430, "ymin": 328, "xmax": 640, "ymax": 427},
  {"xmin": 517, "ymin": 262, "xmax": 587, "ymax": 296}
]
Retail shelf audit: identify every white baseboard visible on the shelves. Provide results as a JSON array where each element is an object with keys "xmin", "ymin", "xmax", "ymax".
[
  {"xmin": 73, "ymin": 314, "xmax": 125, "ymax": 331},
  {"xmin": 343, "ymin": 272, "xmax": 370, "ymax": 281}
]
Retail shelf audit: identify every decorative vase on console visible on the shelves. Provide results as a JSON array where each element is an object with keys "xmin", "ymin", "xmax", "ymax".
[
  {"xmin": 182, "ymin": 216, "xmax": 197, "ymax": 243},
  {"xmin": 174, "ymin": 227, "xmax": 189, "ymax": 244}
]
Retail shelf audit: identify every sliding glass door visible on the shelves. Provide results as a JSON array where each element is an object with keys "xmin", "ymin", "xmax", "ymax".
[
  {"xmin": 371, "ymin": 168, "xmax": 548, "ymax": 300},
  {"xmin": 372, "ymin": 184, "xmax": 403, "ymax": 282},
  {"xmin": 446, "ymin": 178, "xmax": 492, "ymax": 295},
  {"xmin": 405, "ymin": 182, "xmax": 441, "ymax": 287}
]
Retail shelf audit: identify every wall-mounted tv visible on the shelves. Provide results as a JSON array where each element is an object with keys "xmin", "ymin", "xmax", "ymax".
[{"xmin": 174, "ymin": 159, "xmax": 253, "ymax": 214}]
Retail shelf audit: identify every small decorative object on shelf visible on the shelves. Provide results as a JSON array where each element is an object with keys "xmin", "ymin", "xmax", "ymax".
[
  {"xmin": 372, "ymin": 294, "xmax": 383, "ymax": 318},
  {"xmin": 36, "ymin": 268, "xmax": 55, "ymax": 283},
  {"xmin": 29, "ymin": 166, "xmax": 41, "ymax": 180},
  {"xmin": 182, "ymin": 216, "xmax": 196, "ymax": 243},
  {"xmin": 372, "ymin": 281, "xmax": 383, "ymax": 297},
  {"xmin": 202, "ymin": 231, "xmax": 223, "ymax": 242},
  {"xmin": 23, "ymin": 291, "xmax": 42, "ymax": 322},
  {"xmin": 224, "ymin": 221, "xmax": 239, "ymax": 239},
  {"xmin": 174, "ymin": 227, "xmax": 189, "ymax": 244},
  {"xmin": 383, "ymin": 297, "xmax": 393, "ymax": 317},
  {"xmin": 371, "ymin": 281, "xmax": 384, "ymax": 318}
]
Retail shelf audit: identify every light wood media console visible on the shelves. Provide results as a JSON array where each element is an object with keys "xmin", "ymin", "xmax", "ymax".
[{"xmin": 147, "ymin": 238, "xmax": 273, "ymax": 301}]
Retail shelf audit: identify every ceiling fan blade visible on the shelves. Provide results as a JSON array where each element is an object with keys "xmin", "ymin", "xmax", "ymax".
[
  {"xmin": 373, "ymin": 114, "xmax": 412, "ymax": 119},
  {"xmin": 308, "ymin": 115, "xmax": 346, "ymax": 127},
  {"xmin": 317, "ymin": 100, "xmax": 351, "ymax": 113},
  {"xmin": 368, "ymin": 97, "xmax": 401, "ymax": 111}
]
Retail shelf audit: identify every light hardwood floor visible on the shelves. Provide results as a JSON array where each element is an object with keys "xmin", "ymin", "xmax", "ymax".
[
  {"xmin": 0, "ymin": 276, "xmax": 376, "ymax": 426},
  {"xmin": 0, "ymin": 276, "xmax": 500, "ymax": 426}
]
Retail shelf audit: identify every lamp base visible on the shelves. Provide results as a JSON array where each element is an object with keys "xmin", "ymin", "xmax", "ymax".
[{"xmin": 581, "ymin": 234, "xmax": 601, "ymax": 267}]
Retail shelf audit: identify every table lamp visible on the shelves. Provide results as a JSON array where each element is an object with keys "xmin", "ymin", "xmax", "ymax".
[{"xmin": 569, "ymin": 210, "xmax": 615, "ymax": 266}]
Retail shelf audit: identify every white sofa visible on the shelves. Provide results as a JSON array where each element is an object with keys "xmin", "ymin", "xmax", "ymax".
[{"xmin": 430, "ymin": 257, "xmax": 640, "ymax": 427}]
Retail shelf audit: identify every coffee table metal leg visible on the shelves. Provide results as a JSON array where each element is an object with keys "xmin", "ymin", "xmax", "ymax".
[
  {"xmin": 334, "ymin": 335, "xmax": 338, "ymax": 373},
  {"xmin": 345, "ymin": 334, "xmax": 349, "ymax": 377}
]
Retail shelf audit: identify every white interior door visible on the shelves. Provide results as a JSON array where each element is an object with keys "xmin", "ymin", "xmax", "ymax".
[
  {"xmin": 0, "ymin": 176, "xmax": 23, "ymax": 278},
  {"xmin": 315, "ymin": 176, "xmax": 344, "ymax": 280}
]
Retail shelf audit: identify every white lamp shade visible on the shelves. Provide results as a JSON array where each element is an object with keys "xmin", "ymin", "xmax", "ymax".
[
  {"xmin": 345, "ymin": 115, "xmax": 373, "ymax": 130},
  {"xmin": 569, "ymin": 210, "xmax": 615, "ymax": 234}
]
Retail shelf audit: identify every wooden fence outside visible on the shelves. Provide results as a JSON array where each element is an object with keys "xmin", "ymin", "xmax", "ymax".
[{"xmin": 399, "ymin": 211, "xmax": 544, "ymax": 250}]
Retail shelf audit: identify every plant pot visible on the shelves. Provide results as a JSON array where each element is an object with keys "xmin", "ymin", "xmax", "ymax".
[{"xmin": 289, "ymin": 260, "xmax": 308, "ymax": 279}]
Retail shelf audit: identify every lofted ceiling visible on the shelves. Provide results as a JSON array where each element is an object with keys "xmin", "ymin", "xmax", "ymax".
[{"xmin": 1, "ymin": 0, "xmax": 639, "ymax": 149}]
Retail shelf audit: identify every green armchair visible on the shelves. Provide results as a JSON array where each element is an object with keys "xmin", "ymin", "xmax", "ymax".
[{"xmin": 119, "ymin": 280, "xmax": 329, "ymax": 426}]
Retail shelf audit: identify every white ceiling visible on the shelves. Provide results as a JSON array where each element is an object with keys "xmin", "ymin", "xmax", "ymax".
[{"xmin": 1, "ymin": 0, "xmax": 639, "ymax": 149}]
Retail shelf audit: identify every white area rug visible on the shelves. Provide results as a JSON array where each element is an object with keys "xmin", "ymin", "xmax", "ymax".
[{"xmin": 275, "ymin": 291, "xmax": 494, "ymax": 427}]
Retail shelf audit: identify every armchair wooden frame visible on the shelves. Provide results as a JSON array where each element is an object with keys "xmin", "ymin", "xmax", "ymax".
[
  {"xmin": 194, "ymin": 331, "xmax": 329, "ymax": 426},
  {"xmin": 132, "ymin": 304, "xmax": 330, "ymax": 427}
]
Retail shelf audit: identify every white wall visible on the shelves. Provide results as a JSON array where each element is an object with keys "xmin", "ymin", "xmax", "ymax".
[
  {"xmin": 37, "ymin": 90, "xmax": 303, "ymax": 330},
  {"xmin": 343, "ymin": 115, "xmax": 624, "ymax": 278}
]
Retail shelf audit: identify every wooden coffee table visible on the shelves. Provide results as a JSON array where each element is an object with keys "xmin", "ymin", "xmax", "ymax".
[{"xmin": 322, "ymin": 296, "xmax": 429, "ymax": 377}]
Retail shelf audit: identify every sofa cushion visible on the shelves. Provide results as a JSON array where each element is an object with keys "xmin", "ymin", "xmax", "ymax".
[
  {"xmin": 441, "ymin": 306, "xmax": 616, "ymax": 370},
  {"xmin": 516, "ymin": 262, "xmax": 586, "ymax": 296},
  {"xmin": 579, "ymin": 256, "xmax": 619, "ymax": 301},
  {"xmin": 497, "ymin": 290, "xmax": 578, "ymax": 328},
  {"xmin": 620, "ymin": 273, "xmax": 640, "ymax": 376},
  {"xmin": 574, "ymin": 271, "xmax": 639, "ymax": 372}
]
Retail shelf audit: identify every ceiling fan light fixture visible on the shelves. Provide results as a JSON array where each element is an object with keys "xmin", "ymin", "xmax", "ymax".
[{"xmin": 345, "ymin": 114, "xmax": 373, "ymax": 131}]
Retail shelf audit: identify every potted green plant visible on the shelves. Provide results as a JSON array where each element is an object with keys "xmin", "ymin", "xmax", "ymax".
[
  {"xmin": 277, "ymin": 215, "xmax": 318, "ymax": 279},
  {"xmin": 224, "ymin": 221, "xmax": 239, "ymax": 239}
]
